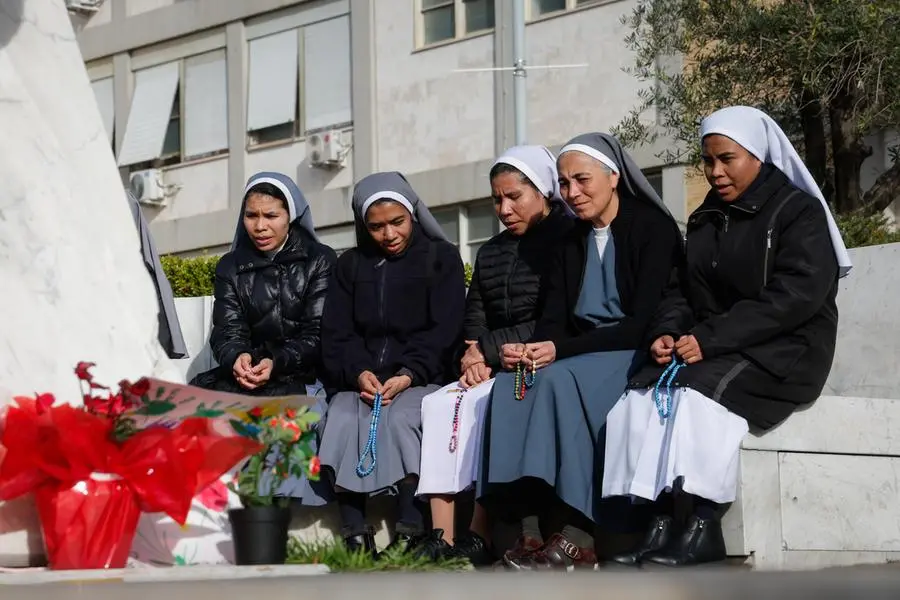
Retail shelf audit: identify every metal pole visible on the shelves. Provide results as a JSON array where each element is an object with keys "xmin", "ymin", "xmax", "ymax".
[{"xmin": 511, "ymin": 0, "xmax": 526, "ymax": 145}]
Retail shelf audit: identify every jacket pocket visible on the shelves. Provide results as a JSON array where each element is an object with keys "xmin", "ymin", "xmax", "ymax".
[{"xmin": 741, "ymin": 335, "xmax": 809, "ymax": 380}]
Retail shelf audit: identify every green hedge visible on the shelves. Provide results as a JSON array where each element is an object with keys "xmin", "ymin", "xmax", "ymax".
[
  {"xmin": 161, "ymin": 254, "xmax": 476, "ymax": 298},
  {"xmin": 160, "ymin": 254, "xmax": 219, "ymax": 298},
  {"xmin": 835, "ymin": 212, "xmax": 900, "ymax": 249}
]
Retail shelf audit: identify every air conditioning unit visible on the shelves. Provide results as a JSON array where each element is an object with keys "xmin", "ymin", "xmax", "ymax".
[
  {"xmin": 65, "ymin": 0, "xmax": 104, "ymax": 14},
  {"xmin": 129, "ymin": 168, "xmax": 167, "ymax": 207},
  {"xmin": 306, "ymin": 130, "xmax": 345, "ymax": 169}
]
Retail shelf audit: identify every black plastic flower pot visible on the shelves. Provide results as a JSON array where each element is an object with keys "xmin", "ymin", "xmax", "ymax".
[{"xmin": 228, "ymin": 505, "xmax": 291, "ymax": 565}]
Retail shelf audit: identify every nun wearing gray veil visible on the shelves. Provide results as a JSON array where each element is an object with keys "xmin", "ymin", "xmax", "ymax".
[
  {"xmin": 190, "ymin": 171, "xmax": 336, "ymax": 397},
  {"xmin": 477, "ymin": 133, "xmax": 682, "ymax": 571},
  {"xmin": 317, "ymin": 172, "xmax": 466, "ymax": 557}
]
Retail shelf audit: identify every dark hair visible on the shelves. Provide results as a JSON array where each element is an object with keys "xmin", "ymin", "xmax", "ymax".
[
  {"xmin": 489, "ymin": 162, "xmax": 542, "ymax": 195},
  {"xmin": 244, "ymin": 182, "xmax": 290, "ymax": 212}
]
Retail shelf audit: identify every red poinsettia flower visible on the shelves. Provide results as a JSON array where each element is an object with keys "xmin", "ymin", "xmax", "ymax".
[
  {"xmin": 284, "ymin": 421, "xmax": 301, "ymax": 442},
  {"xmin": 196, "ymin": 479, "xmax": 229, "ymax": 512},
  {"xmin": 35, "ymin": 393, "xmax": 55, "ymax": 415},
  {"xmin": 74, "ymin": 362, "xmax": 95, "ymax": 382},
  {"xmin": 308, "ymin": 456, "xmax": 321, "ymax": 477},
  {"xmin": 248, "ymin": 406, "xmax": 264, "ymax": 419}
]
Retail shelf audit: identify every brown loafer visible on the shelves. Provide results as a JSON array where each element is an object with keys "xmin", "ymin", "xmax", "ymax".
[
  {"xmin": 507, "ymin": 533, "xmax": 598, "ymax": 571},
  {"xmin": 501, "ymin": 535, "xmax": 543, "ymax": 570}
]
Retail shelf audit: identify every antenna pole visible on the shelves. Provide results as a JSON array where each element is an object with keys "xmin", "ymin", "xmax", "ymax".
[{"xmin": 512, "ymin": 0, "xmax": 526, "ymax": 145}]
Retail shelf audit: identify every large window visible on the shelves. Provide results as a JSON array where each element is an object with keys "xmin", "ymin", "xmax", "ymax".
[
  {"xmin": 117, "ymin": 50, "xmax": 229, "ymax": 170},
  {"xmin": 246, "ymin": 16, "xmax": 352, "ymax": 146},
  {"xmin": 90, "ymin": 77, "xmax": 115, "ymax": 151},
  {"xmin": 417, "ymin": 0, "xmax": 495, "ymax": 47}
]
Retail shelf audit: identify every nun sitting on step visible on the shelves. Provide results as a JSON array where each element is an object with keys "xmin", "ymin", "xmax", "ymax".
[
  {"xmin": 415, "ymin": 145, "xmax": 574, "ymax": 564},
  {"xmin": 191, "ymin": 171, "xmax": 336, "ymax": 397},
  {"xmin": 317, "ymin": 172, "xmax": 466, "ymax": 557},
  {"xmin": 601, "ymin": 106, "xmax": 850, "ymax": 567},
  {"xmin": 478, "ymin": 134, "xmax": 683, "ymax": 571}
]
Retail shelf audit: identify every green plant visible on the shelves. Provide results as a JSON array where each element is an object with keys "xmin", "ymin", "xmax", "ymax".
[
  {"xmin": 285, "ymin": 538, "xmax": 471, "ymax": 572},
  {"xmin": 228, "ymin": 405, "xmax": 321, "ymax": 508},
  {"xmin": 835, "ymin": 212, "xmax": 900, "ymax": 249},
  {"xmin": 464, "ymin": 262, "xmax": 473, "ymax": 288},
  {"xmin": 160, "ymin": 254, "xmax": 219, "ymax": 297}
]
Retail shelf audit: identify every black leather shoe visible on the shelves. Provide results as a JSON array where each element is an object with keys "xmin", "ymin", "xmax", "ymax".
[
  {"xmin": 449, "ymin": 531, "xmax": 494, "ymax": 566},
  {"xmin": 610, "ymin": 515, "xmax": 675, "ymax": 566},
  {"xmin": 378, "ymin": 529, "xmax": 426, "ymax": 559},
  {"xmin": 643, "ymin": 515, "xmax": 726, "ymax": 566},
  {"xmin": 342, "ymin": 528, "xmax": 377, "ymax": 558},
  {"xmin": 414, "ymin": 529, "xmax": 453, "ymax": 561}
]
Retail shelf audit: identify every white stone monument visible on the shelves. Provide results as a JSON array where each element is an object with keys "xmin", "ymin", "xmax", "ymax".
[{"xmin": 0, "ymin": 0, "xmax": 182, "ymax": 566}]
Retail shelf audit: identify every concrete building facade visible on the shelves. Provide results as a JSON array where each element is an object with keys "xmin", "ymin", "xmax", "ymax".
[{"xmin": 77, "ymin": 0, "xmax": 698, "ymax": 260}]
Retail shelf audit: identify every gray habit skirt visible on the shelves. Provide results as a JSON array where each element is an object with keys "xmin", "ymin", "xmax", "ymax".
[
  {"xmin": 477, "ymin": 351, "xmax": 637, "ymax": 523},
  {"xmin": 317, "ymin": 385, "xmax": 438, "ymax": 495}
]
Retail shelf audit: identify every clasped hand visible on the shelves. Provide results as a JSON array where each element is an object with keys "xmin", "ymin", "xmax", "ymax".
[
  {"xmin": 499, "ymin": 341, "xmax": 557, "ymax": 371},
  {"xmin": 357, "ymin": 370, "xmax": 412, "ymax": 406},
  {"xmin": 233, "ymin": 353, "xmax": 273, "ymax": 390},
  {"xmin": 650, "ymin": 334, "xmax": 703, "ymax": 365}
]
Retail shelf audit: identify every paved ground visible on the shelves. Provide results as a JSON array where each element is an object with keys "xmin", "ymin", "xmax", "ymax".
[{"xmin": 3, "ymin": 565, "xmax": 900, "ymax": 599}]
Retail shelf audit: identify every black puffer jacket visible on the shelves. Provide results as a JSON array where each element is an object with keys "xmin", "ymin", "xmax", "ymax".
[
  {"xmin": 632, "ymin": 165, "xmax": 840, "ymax": 430},
  {"xmin": 463, "ymin": 204, "xmax": 574, "ymax": 369},
  {"xmin": 209, "ymin": 223, "xmax": 336, "ymax": 387}
]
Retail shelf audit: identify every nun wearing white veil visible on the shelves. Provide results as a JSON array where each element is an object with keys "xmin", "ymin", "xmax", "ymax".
[
  {"xmin": 478, "ymin": 133, "xmax": 683, "ymax": 571},
  {"xmin": 414, "ymin": 145, "xmax": 574, "ymax": 563},
  {"xmin": 602, "ymin": 106, "xmax": 851, "ymax": 567}
]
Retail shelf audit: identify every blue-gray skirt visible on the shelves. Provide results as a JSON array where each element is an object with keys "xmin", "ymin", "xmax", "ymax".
[{"xmin": 477, "ymin": 350, "xmax": 637, "ymax": 523}]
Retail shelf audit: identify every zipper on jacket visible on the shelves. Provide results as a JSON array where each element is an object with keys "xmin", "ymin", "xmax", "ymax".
[
  {"xmin": 761, "ymin": 190, "xmax": 800, "ymax": 287},
  {"xmin": 375, "ymin": 258, "xmax": 389, "ymax": 369}
]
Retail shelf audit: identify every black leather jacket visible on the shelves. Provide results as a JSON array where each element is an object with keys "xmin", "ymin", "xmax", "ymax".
[{"xmin": 210, "ymin": 223, "xmax": 336, "ymax": 386}]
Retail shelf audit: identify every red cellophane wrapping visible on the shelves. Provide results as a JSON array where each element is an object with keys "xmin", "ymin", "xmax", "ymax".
[{"xmin": 0, "ymin": 398, "xmax": 261, "ymax": 570}]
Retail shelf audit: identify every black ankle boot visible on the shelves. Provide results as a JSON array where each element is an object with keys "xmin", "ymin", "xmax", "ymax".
[
  {"xmin": 414, "ymin": 529, "xmax": 453, "ymax": 561},
  {"xmin": 610, "ymin": 515, "xmax": 675, "ymax": 567},
  {"xmin": 342, "ymin": 527, "xmax": 377, "ymax": 558},
  {"xmin": 643, "ymin": 515, "xmax": 726, "ymax": 566}
]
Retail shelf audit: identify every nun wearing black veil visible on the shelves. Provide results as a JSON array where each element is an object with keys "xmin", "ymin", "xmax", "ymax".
[
  {"xmin": 190, "ymin": 171, "xmax": 336, "ymax": 396},
  {"xmin": 477, "ymin": 133, "xmax": 682, "ymax": 571},
  {"xmin": 316, "ymin": 172, "xmax": 466, "ymax": 557}
]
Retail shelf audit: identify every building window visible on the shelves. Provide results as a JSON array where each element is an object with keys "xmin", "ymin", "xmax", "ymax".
[
  {"xmin": 117, "ymin": 50, "xmax": 228, "ymax": 171},
  {"xmin": 433, "ymin": 199, "xmax": 500, "ymax": 265},
  {"xmin": 644, "ymin": 169, "xmax": 664, "ymax": 201},
  {"xmin": 90, "ymin": 77, "xmax": 115, "ymax": 151},
  {"xmin": 418, "ymin": 0, "xmax": 495, "ymax": 48},
  {"xmin": 527, "ymin": 0, "xmax": 603, "ymax": 20},
  {"xmin": 246, "ymin": 16, "xmax": 352, "ymax": 147}
]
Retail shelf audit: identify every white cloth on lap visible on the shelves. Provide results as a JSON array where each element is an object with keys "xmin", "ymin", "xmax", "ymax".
[
  {"xmin": 602, "ymin": 387, "xmax": 749, "ymax": 504},
  {"xmin": 416, "ymin": 379, "xmax": 494, "ymax": 497}
]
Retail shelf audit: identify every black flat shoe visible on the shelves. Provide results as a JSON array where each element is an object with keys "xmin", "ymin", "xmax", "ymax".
[
  {"xmin": 609, "ymin": 515, "xmax": 675, "ymax": 567},
  {"xmin": 643, "ymin": 515, "xmax": 726, "ymax": 567},
  {"xmin": 377, "ymin": 529, "xmax": 427, "ymax": 559},
  {"xmin": 342, "ymin": 527, "xmax": 377, "ymax": 559},
  {"xmin": 414, "ymin": 529, "xmax": 454, "ymax": 561},
  {"xmin": 449, "ymin": 530, "xmax": 494, "ymax": 566}
]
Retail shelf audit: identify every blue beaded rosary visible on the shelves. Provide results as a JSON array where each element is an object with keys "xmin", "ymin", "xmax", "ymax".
[
  {"xmin": 355, "ymin": 392, "xmax": 383, "ymax": 478},
  {"xmin": 653, "ymin": 359, "xmax": 685, "ymax": 419}
]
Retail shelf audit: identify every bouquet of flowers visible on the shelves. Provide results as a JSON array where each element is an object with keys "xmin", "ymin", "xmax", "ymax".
[
  {"xmin": 228, "ymin": 404, "xmax": 321, "ymax": 507},
  {"xmin": 0, "ymin": 363, "xmax": 262, "ymax": 570}
]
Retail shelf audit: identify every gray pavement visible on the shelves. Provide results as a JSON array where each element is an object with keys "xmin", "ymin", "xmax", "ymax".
[{"xmin": 3, "ymin": 565, "xmax": 900, "ymax": 599}]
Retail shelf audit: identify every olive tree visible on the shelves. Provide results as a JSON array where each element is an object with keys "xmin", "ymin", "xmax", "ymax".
[{"xmin": 613, "ymin": 0, "xmax": 900, "ymax": 214}]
